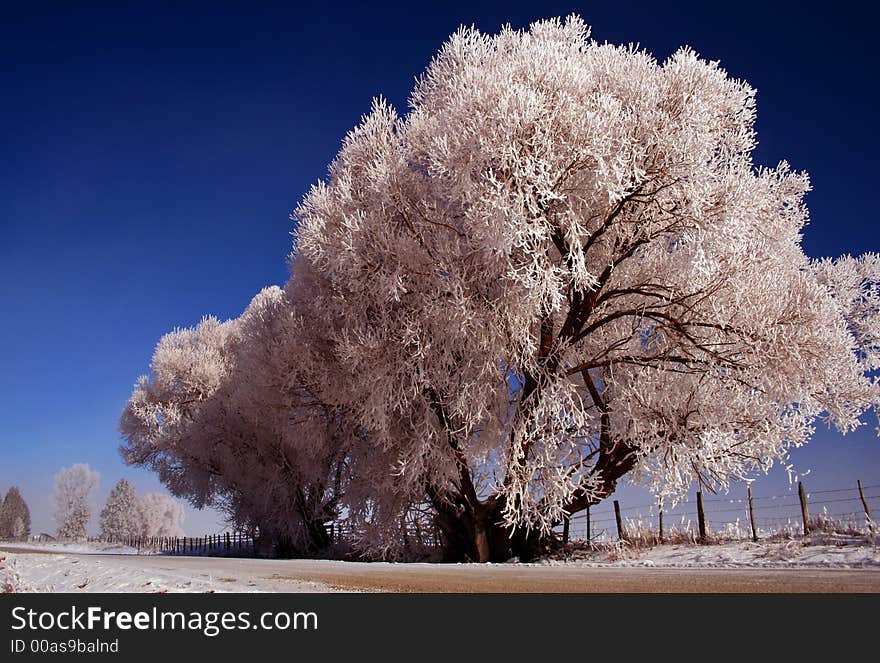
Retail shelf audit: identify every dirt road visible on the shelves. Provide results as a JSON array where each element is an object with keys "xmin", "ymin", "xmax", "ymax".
[
  {"xmin": 3, "ymin": 546, "xmax": 879, "ymax": 592},
  {"xmin": 259, "ymin": 560, "xmax": 880, "ymax": 592}
]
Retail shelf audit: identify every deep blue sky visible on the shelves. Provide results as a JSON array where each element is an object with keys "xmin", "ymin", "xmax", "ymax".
[{"xmin": 1, "ymin": 1, "xmax": 877, "ymax": 536}]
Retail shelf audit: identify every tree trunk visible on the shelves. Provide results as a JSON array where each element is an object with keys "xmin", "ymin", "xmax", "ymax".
[
  {"xmin": 473, "ymin": 509, "xmax": 492, "ymax": 562},
  {"xmin": 433, "ymin": 498, "xmax": 556, "ymax": 563}
]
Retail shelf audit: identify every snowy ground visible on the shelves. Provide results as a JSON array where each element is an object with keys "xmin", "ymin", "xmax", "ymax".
[
  {"xmin": 0, "ymin": 545, "xmax": 338, "ymax": 593},
  {"xmin": 541, "ymin": 533, "xmax": 880, "ymax": 568},
  {"xmin": 1, "ymin": 541, "xmax": 149, "ymax": 556},
  {"xmin": 2, "ymin": 535, "xmax": 879, "ymax": 593}
]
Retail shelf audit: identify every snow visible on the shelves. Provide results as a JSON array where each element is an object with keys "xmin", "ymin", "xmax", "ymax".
[
  {"xmin": 0, "ymin": 545, "xmax": 339, "ymax": 593},
  {"xmin": 540, "ymin": 534, "xmax": 880, "ymax": 568},
  {"xmin": 3, "ymin": 541, "xmax": 151, "ymax": 555},
  {"xmin": 2, "ymin": 535, "xmax": 878, "ymax": 593}
]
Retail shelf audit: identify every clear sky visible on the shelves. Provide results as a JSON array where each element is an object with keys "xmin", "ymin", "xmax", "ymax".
[{"xmin": 1, "ymin": 1, "xmax": 878, "ymax": 537}]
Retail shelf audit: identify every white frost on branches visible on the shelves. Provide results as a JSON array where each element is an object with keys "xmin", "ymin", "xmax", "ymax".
[
  {"xmin": 99, "ymin": 479, "xmax": 138, "ymax": 540},
  {"xmin": 52, "ymin": 464, "xmax": 99, "ymax": 541},
  {"xmin": 120, "ymin": 287, "xmax": 358, "ymax": 555},
  {"xmin": 100, "ymin": 479, "xmax": 185, "ymax": 540},
  {"xmin": 292, "ymin": 17, "xmax": 880, "ymax": 536},
  {"xmin": 813, "ymin": 253, "xmax": 880, "ymax": 374},
  {"xmin": 121, "ymin": 16, "xmax": 880, "ymax": 559},
  {"xmin": 134, "ymin": 493, "xmax": 185, "ymax": 539}
]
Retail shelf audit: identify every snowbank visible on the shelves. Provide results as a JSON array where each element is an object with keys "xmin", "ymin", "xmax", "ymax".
[
  {"xmin": 1, "ymin": 541, "xmax": 146, "ymax": 555},
  {"xmin": 541, "ymin": 533, "xmax": 880, "ymax": 568},
  {"xmin": 0, "ymin": 550, "xmax": 335, "ymax": 593}
]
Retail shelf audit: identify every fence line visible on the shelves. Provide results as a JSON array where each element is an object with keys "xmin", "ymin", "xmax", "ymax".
[
  {"xmin": 79, "ymin": 478, "xmax": 878, "ymax": 555},
  {"xmin": 561, "ymin": 478, "xmax": 878, "ymax": 544}
]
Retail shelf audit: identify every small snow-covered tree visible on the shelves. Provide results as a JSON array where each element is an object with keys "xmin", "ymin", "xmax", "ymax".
[
  {"xmin": 292, "ymin": 16, "xmax": 880, "ymax": 560},
  {"xmin": 0, "ymin": 487, "xmax": 31, "ymax": 541},
  {"xmin": 134, "ymin": 493, "xmax": 184, "ymax": 538},
  {"xmin": 99, "ymin": 479, "xmax": 138, "ymax": 540},
  {"xmin": 52, "ymin": 464, "xmax": 99, "ymax": 541}
]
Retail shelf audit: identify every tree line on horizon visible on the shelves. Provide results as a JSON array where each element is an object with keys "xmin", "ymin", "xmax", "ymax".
[
  {"xmin": 51, "ymin": 465, "xmax": 184, "ymax": 542},
  {"xmin": 0, "ymin": 465, "xmax": 184, "ymax": 543},
  {"xmin": 120, "ymin": 17, "xmax": 880, "ymax": 562}
]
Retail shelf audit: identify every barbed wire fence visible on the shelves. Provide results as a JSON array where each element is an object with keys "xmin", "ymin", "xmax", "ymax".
[
  {"xmin": 66, "ymin": 478, "xmax": 878, "ymax": 556},
  {"xmin": 559, "ymin": 479, "xmax": 878, "ymax": 546}
]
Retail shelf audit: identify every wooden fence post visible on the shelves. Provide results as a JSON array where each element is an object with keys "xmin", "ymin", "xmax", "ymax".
[
  {"xmin": 696, "ymin": 491, "xmax": 707, "ymax": 544},
  {"xmin": 857, "ymin": 480, "xmax": 873, "ymax": 531},
  {"xmin": 586, "ymin": 505, "xmax": 591, "ymax": 543},
  {"xmin": 748, "ymin": 485, "xmax": 758, "ymax": 542},
  {"xmin": 798, "ymin": 481, "xmax": 810, "ymax": 536},
  {"xmin": 614, "ymin": 500, "xmax": 624, "ymax": 541}
]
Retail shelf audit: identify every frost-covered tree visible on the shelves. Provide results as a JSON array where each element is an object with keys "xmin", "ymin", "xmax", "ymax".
[
  {"xmin": 99, "ymin": 479, "xmax": 138, "ymax": 540},
  {"xmin": 0, "ymin": 487, "xmax": 31, "ymax": 541},
  {"xmin": 120, "ymin": 310, "xmax": 239, "ymax": 515},
  {"xmin": 52, "ymin": 464, "xmax": 99, "ymax": 541},
  {"xmin": 292, "ymin": 17, "xmax": 880, "ymax": 560},
  {"xmin": 133, "ymin": 493, "xmax": 185, "ymax": 538},
  {"xmin": 119, "ymin": 16, "xmax": 879, "ymax": 562},
  {"xmin": 120, "ymin": 288, "xmax": 358, "ymax": 556}
]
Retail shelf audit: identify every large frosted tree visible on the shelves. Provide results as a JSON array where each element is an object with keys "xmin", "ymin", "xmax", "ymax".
[
  {"xmin": 121, "ymin": 16, "xmax": 879, "ymax": 562},
  {"xmin": 52, "ymin": 464, "xmax": 99, "ymax": 541},
  {"xmin": 293, "ymin": 17, "xmax": 880, "ymax": 560},
  {"xmin": 0, "ymin": 487, "xmax": 31, "ymax": 541}
]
